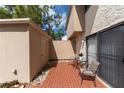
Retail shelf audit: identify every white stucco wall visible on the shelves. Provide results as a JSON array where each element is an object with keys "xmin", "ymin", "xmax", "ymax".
[{"xmin": 85, "ymin": 5, "xmax": 124, "ymax": 36}]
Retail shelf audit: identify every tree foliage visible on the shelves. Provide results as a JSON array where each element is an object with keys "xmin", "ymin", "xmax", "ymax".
[
  {"xmin": 0, "ymin": 5, "xmax": 65, "ymax": 40},
  {"xmin": 53, "ymin": 28, "xmax": 65, "ymax": 40}
]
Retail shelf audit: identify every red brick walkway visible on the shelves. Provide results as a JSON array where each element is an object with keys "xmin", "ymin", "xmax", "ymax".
[{"xmin": 26, "ymin": 61, "xmax": 106, "ymax": 88}]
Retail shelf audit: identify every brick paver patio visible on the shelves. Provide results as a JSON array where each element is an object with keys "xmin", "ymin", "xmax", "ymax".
[{"xmin": 26, "ymin": 61, "xmax": 106, "ymax": 88}]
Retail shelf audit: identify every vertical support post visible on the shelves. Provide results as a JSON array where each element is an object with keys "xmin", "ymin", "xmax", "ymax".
[
  {"xmin": 86, "ymin": 37, "xmax": 89, "ymax": 68},
  {"xmin": 96, "ymin": 32, "xmax": 101, "ymax": 77},
  {"xmin": 97, "ymin": 33, "xmax": 100, "ymax": 62}
]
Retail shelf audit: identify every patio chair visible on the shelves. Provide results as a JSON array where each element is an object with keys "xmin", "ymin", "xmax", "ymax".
[
  {"xmin": 69, "ymin": 53, "xmax": 87, "ymax": 69},
  {"xmin": 72, "ymin": 55, "xmax": 86, "ymax": 69},
  {"xmin": 68, "ymin": 54, "xmax": 79, "ymax": 68},
  {"xmin": 79, "ymin": 60, "xmax": 100, "ymax": 86}
]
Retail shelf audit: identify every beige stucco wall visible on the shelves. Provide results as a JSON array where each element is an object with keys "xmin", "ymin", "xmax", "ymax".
[
  {"xmin": 70, "ymin": 32, "xmax": 85, "ymax": 55},
  {"xmin": 81, "ymin": 5, "xmax": 124, "ymax": 58},
  {"xmin": 74, "ymin": 6, "xmax": 85, "ymax": 32},
  {"xmin": 0, "ymin": 24, "xmax": 30, "ymax": 83},
  {"xmin": 67, "ymin": 6, "xmax": 74, "ymax": 39},
  {"xmin": 75, "ymin": 32, "xmax": 84, "ymax": 54},
  {"xmin": 67, "ymin": 6, "xmax": 85, "ymax": 39},
  {"xmin": 85, "ymin": 5, "xmax": 98, "ymax": 36},
  {"xmin": 66, "ymin": 5, "xmax": 85, "ymax": 54},
  {"xmin": 0, "ymin": 18, "xmax": 51, "ymax": 83},
  {"xmin": 70, "ymin": 38, "xmax": 76, "ymax": 54},
  {"xmin": 66, "ymin": 5, "xmax": 124, "ymax": 60},
  {"xmin": 29, "ymin": 26, "xmax": 50, "ymax": 81},
  {"xmin": 85, "ymin": 5, "xmax": 124, "ymax": 36},
  {"xmin": 50, "ymin": 41, "xmax": 75, "ymax": 59}
]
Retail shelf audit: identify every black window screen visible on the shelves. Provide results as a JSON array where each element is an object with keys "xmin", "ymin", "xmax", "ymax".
[
  {"xmin": 87, "ymin": 25, "xmax": 124, "ymax": 87},
  {"xmin": 98, "ymin": 25, "xmax": 124, "ymax": 87}
]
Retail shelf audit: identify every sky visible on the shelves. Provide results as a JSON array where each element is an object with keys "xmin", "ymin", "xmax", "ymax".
[{"xmin": 49, "ymin": 5, "xmax": 68, "ymax": 36}]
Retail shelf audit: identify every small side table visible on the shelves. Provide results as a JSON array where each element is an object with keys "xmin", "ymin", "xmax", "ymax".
[{"xmin": 76, "ymin": 59, "xmax": 87, "ymax": 69}]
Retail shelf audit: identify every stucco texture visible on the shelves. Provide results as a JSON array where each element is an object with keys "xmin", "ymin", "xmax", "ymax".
[
  {"xmin": 29, "ymin": 26, "xmax": 50, "ymax": 81},
  {"xmin": 85, "ymin": 5, "xmax": 124, "ymax": 36},
  {"xmin": 50, "ymin": 41, "xmax": 75, "ymax": 59},
  {"xmin": 0, "ymin": 19, "xmax": 50, "ymax": 83},
  {"xmin": 0, "ymin": 24, "xmax": 30, "ymax": 83},
  {"xmin": 67, "ymin": 6, "xmax": 85, "ymax": 39}
]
